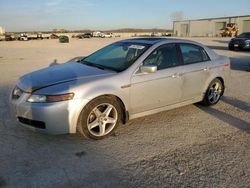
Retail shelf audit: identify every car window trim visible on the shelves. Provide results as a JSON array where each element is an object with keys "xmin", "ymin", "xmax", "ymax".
[
  {"xmin": 142, "ymin": 43, "xmax": 182, "ymax": 70},
  {"xmin": 176, "ymin": 43, "xmax": 211, "ymax": 66}
]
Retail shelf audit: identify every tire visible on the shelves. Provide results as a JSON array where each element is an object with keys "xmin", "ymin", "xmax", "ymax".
[
  {"xmin": 228, "ymin": 45, "xmax": 234, "ymax": 51},
  {"xmin": 201, "ymin": 78, "xmax": 224, "ymax": 106},
  {"xmin": 77, "ymin": 96, "xmax": 122, "ymax": 140}
]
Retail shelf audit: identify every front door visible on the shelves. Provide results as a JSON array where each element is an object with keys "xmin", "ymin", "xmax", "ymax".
[{"xmin": 130, "ymin": 43, "xmax": 182, "ymax": 114}]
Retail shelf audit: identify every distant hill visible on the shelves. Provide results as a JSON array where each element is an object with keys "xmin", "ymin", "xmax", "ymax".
[
  {"xmin": 70, "ymin": 28, "xmax": 173, "ymax": 33},
  {"xmin": 105, "ymin": 28, "xmax": 173, "ymax": 33},
  {"xmin": 8, "ymin": 28, "xmax": 173, "ymax": 34}
]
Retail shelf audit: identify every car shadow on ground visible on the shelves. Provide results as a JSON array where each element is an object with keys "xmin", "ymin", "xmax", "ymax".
[
  {"xmin": 222, "ymin": 96, "xmax": 250, "ymax": 113},
  {"xmin": 196, "ymin": 103, "xmax": 250, "ymax": 134},
  {"xmin": 230, "ymin": 57, "xmax": 250, "ymax": 71}
]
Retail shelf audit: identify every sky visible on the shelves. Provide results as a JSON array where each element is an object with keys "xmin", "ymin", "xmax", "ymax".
[{"xmin": 0, "ymin": 0, "xmax": 249, "ymax": 32}]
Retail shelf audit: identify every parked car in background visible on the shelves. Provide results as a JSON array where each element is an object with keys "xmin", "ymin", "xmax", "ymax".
[
  {"xmin": 18, "ymin": 33, "xmax": 28, "ymax": 41},
  {"xmin": 163, "ymin": 32, "xmax": 172, "ymax": 37},
  {"xmin": 5, "ymin": 34, "xmax": 16, "ymax": 41},
  {"xmin": 37, "ymin": 33, "xmax": 50, "ymax": 39},
  {"xmin": 101, "ymin": 33, "xmax": 113, "ymax": 38},
  {"xmin": 10, "ymin": 38, "xmax": 230, "ymax": 139},
  {"xmin": 75, "ymin": 33, "xmax": 93, "ymax": 39},
  {"xmin": 151, "ymin": 32, "xmax": 162, "ymax": 37},
  {"xmin": 17, "ymin": 33, "xmax": 51, "ymax": 40},
  {"xmin": 93, "ymin": 31, "xmax": 102, "ymax": 37},
  {"xmin": 82, "ymin": 33, "xmax": 93, "ymax": 38},
  {"xmin": 228, "ymin": 32, "xmax": 250, "ymax": 50}
]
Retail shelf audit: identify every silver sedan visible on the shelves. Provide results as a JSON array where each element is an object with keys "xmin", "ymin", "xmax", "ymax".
[{"xmin": 10, "ymin": 38, "xmax": 230, "ymax": 139}]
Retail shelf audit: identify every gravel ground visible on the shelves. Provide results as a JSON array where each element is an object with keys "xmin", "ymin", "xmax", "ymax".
[{"xmin": 0, "ymin": 37, "xmax": 249, "ymax": 188}]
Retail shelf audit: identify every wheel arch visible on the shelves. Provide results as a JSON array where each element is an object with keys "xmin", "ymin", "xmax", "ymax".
[
  {"xmin": 204, "ymin": 75, "xmax": 225, "ymax": 92},
  {"xmin": 215, "ymin": 77, "xmax": 225, "ymax": 95},
  {"xmin": 200, "ymin": 77, "xmax": 225, "ymax": 106},
  {"xmin": 92, "ymin": 94, "xmax": 129, "ymax": 124},
  {"xmin": 203, "ymin": 76, "xmax": 225, "ymax": 97},
  {"xmin": 216, "ymin": 77, "xmax": 224, "ymax": 87},
  {"xmin": 75, "ymin": 93, "xmax": 129, "ymax": 133}
]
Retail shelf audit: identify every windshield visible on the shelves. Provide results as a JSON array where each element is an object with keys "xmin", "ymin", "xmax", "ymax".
[
  {"xmin": 82, "ymin": 42, "xmax": 150, "ymax": 72},
  {"xmin": 237, "ymin": 33, "xmax": 250, "ymax": 39}
]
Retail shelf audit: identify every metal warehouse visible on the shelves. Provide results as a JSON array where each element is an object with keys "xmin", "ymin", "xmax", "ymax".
[
  {"xmin": 173, "ymin": 15, "xmax": 250, "ymax": 37},
  {"xmin": 0, "ymin": 26, "xmax": 5, "ymax": 34}
]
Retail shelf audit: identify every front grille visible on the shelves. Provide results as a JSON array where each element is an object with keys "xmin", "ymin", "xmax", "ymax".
[
  {"xmin": 234, "ymin": 40, "xmax": 244, "ymax": 45},
  {"xmin": 18, "ymin": 117, "xmax": 46, "ymax": 129}
]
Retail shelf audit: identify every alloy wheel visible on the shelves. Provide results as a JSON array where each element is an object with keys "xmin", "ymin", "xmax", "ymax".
[
  {"xmin": 207, "ymin": 81, "xmax": 222, "ymax": 104},
  {"xmin": 87, "ymin": 103, "xmax": 118, "ymax": 137}
]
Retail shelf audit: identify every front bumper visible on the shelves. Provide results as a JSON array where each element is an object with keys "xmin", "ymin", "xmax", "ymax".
[
  {"xmin": 229, "ymin": 41, "xmax": 250, "ymax": 49},
  {"xmin": 10, "ymin": 92, "xmax": 89, "ymax": 134}
]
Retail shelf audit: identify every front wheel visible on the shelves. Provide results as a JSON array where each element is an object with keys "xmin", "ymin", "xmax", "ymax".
[
  {"xmin": 201, "ymin": 79, "xmax": 224, "ymax": 106},
  {"xmin": 78, "ymin": 96, "xmax": 121, "ymax": 139},
  {"xmin": 228, "ymin": 45, "xmax": 235, "ymax": 51}
]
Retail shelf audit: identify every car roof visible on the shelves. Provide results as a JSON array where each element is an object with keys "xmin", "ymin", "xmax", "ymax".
[
  {"xmin": 120, "ymin": 37, "xmax": 220, "ymax": 61},
  {"xmin": 120, "ymin": 37, "xmax": 198, "ymax": 45}
]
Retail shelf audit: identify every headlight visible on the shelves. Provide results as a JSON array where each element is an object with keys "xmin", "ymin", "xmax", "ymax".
[
  {"xmin": 27, "ymin": 93, "xmax": 74, "ymax": 103},
  {"xmin": 245, "ymin": 40, "xmax": 250, "ymax": 44}
]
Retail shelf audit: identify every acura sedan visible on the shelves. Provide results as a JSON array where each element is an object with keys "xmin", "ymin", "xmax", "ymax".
[{"xmin": 10, "ymin": 38, "xmax": 230, "ymax": 139}]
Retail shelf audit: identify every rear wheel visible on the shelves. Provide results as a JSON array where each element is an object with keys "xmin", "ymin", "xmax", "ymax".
[
  {"xmin": 201, "ymin": 79, "xmax": 224, "ymax": 106},
  {"xmin": 78, "ymin": 96, "xmax": 121, "ymax": 139}
]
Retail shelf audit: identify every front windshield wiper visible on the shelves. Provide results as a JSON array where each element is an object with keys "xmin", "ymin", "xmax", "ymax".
[
  {"xmin": 81, "ymin": 60, "xmax": 119, "ymax": 72},
  {"xmin": 82, "ymin": 61, "xmax": 105, "ymax": 70}
]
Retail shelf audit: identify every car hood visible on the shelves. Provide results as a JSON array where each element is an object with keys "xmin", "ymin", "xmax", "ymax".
[{"xmin": 17, "ymin": 61, "xmax": 114, "ymax": 92}]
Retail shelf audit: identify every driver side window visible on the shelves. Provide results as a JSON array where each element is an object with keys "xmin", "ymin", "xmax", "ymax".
[{"xmin": 143, "ymin": 44, "xmax": 179, "ymax": 70}]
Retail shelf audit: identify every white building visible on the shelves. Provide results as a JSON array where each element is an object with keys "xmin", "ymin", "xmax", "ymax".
[
  {"xmin": 173, "ymin": 15, "xmax": 250, "ymax": 37},
  {"xmin": 0, "ymin": 26, "xmax": 5, "ymax": 34}
]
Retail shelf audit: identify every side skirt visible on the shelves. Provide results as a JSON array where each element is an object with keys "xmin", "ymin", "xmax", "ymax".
[{"xmin": 129, "ymin": 97, "xmax": 203, "ymax": 120}]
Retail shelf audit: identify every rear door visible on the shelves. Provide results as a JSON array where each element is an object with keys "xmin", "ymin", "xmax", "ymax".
[{"xmin": 177, "ymin": 43, "xmax": 211, "ymax": 101}]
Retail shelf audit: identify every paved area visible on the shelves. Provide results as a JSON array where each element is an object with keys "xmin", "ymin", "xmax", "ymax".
[{"xmin": 0, "ymin": 38, "xmax": 249, "ymax": 187}]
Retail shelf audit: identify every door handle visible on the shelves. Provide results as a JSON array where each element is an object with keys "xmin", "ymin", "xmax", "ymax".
[
  {"xmin": 171, "ymin": 73, "xmax": 180, "ymax": 78},
  {"xmin": 203, "ymin": 67, "xmax": 209, "ymax": 71}
]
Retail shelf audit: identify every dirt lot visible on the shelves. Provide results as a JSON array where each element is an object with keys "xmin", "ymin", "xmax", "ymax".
[{"xmin": 0, "ymin": 37, "xmax": 249, "ymax": 188}]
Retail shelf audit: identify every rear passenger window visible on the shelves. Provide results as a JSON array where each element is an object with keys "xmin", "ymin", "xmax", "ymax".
[{"xmin": 180, "ymin": 44, "xmax": 209, "ymax": 65}]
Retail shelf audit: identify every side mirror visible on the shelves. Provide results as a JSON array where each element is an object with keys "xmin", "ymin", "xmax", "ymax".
[{"xmin": 139, "ymin": 65, "xmax": 157, "ymax": 74}]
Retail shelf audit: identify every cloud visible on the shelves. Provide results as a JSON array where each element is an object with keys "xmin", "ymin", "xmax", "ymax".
[
  {"xmin": 45, "ymin": 0, "xmax": 64, "ymax": 7},
  {"xmin": 44, "ymin": 0, "xmax": 96, "ymax": 13},
  {"xmin": 45, "ymin": 0, "xmax": 96, "ymax": 8}
]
